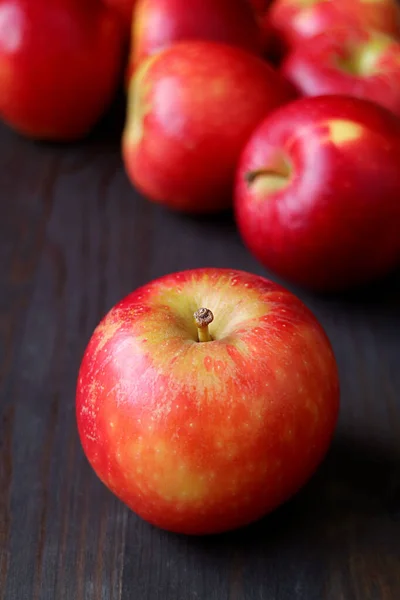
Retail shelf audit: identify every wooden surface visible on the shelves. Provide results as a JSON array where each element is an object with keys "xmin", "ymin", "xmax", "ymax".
[{"xmin": 1, "ymin": 105, "xmax": 400, "ymax": 600}]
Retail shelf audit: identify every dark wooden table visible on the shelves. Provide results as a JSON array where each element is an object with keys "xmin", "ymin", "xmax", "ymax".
[{"xmin": 1, "ymin": 104, "xmax": 400, "ymax": 600}]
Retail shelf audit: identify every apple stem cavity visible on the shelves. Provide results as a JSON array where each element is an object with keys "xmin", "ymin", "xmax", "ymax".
[
  {"xmin": 194, "ymin": 308, "xmax": 214, "ymax": 343},
  {"xmin": 245, "ymin": 169, "xmax": 290, "ymax": 194}
]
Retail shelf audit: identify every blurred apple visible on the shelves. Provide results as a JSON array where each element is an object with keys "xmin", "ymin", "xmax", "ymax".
[
  {"xmin": 282, "ymin": 28, "xmax": 400, "ymax": 118},
  {"xmin": 123, "ymin": 41, "xmax": 294, "ymax": 213},
  {"xmin": 0, "ymin": 0, "xmax": 124, "ymax": 140},
  {"xmin": 269, "ymin": 0, "xmax": 400, "ymax": 50}
]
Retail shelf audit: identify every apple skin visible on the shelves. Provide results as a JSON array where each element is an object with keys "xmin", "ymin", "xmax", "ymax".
[
  {"xmin": 123, "ymin": 41, "xmax": 295, "ymax": 214},
  {"xmin": 282, "ymin": 28, "xmax": 400, "ymax": 118},
  {"xmin": 0, "ymin": 0, "xmax": 125, "ymax": 140},
  {"xmin": 131, "ymin": 0, "xmax": 263, "ymax": 69},
  {"xmin": 269, "ymin": 0, "xmax": 400, "ymax": 51},
  {"xmin": 76, "ymin": 268, "xmax": 339, "ymax": 535},
  {"xmin": 235, "ymin": 95, "xmax": 400, "ymax": 292}
]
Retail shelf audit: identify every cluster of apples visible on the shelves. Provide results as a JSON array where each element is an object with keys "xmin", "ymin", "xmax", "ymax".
[
  {"xmin": 2, "ymin": 0, "xmax": 400, "ymax": 293},
  {"xmin": 121, "ymin": 0, "xmax": 400, "ymax": 293},
  {"xmin": 71, "ymin": 0, "xmax": 400, "ymax": 535}
]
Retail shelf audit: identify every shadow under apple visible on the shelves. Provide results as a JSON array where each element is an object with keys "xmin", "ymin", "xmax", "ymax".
[{"xmin": 163, "ymin": 433, "xmax": 400, "ymax": 573}]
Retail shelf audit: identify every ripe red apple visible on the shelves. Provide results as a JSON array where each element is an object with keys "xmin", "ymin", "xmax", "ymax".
[
  {"xmin": 269, "ymin": 0, "xmax": 400, "ymax": 50},
  {"xmin": 282, "ymin": 28, "xmax": 400, "ymax": 118},
  {"xmin": 123, "ymin": 41, "xmax": 294, "ymax": 213},
  {"xmin": 76, "ymin": 268, "xmax": 339, "ymax": 535},
  {"xmin": 235, "ymin": 95, "xmax": 400, "ymax": 292},
  {"xmin": 0, "ymin": 0, "xmax": 125, "ymax": 141},
  {"xmin": 130, "ymin": 0, "xmax": 263, "ymax": 70}
]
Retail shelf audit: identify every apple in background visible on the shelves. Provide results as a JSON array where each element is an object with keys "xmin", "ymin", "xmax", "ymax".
[
  {"xmin": 123, "ymin": 41, "xmax": 295, "ymax": 214},
  {"xmin": 130, "ymin": 0, "xmax": 263, "ymax": 70},
  {"xmin": 282, "ymin": 28, "xmax": 400, "ymax": 118},
  {"xmin": 0, "ymin": 0, "xmax": 125, "ymax": 141},
  {"xmin": 76, "ymin": 268, "xmax": 339, "ymax": 535},
  {"xmin": 269, "ymin": 0, "xmax": 400, "ymax": 50},
  {"xmin": 235, "ymin": 95, "xmax": 400, "ymax": 292}
]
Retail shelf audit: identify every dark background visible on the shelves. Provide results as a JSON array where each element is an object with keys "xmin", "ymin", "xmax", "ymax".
[{"xmin": 1, "ymin": 100, "xmax": 400, "ymax": 600}]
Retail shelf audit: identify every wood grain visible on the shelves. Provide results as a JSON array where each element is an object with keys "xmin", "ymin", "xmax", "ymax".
[{"xmin": 0, "ymin": 112, "xmax": 399, "ymax": 600}]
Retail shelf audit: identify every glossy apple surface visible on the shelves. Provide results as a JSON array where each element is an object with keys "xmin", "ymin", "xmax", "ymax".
[
  {"xmin": 131, "ymin": 0, "xmax": 263, "ymax": 68},
  {"xmin": 282, "ymin": 28, "xmax": 400, "ymax": 118},
  {"xmin": 123, "ymin": 41, "xmax": 294, "ymax": 213},
  {"xmin": 76, "ymin": 268, "xmax": 339, "ymax": 535},
  {"xmin": 0, "ymin": 0, "xmax": 125, "ymax": 140},
  {"xmin": 235, "ymin": 95, "xmax": 400, "ymax": 292},
  {"xmin": 269, "ymin": 0, "xmax": 400, "ymax": 50}
]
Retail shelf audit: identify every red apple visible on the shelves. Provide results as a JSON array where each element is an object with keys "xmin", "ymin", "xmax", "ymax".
[
  {"xmin": 235, "ymin": 95, "xmax": 400, "ymax": 292},
  {"xmin": 76, "ymin": 268, "xmax": 339, "ymax": 535},
  {"xmin": 130, "ymin": 0, "xmax": 263, "ymax": 70},
  {"xmin": 269, "ymin": 0, "xmax": 400, "ymax": 50},
  {"xmin": 123, "ymin": 41, "xmax": 294, "ymax": 213},
  {"xmin": 0, "ymin": 0, "xmax": 125, "ymax": 141},
  {"xmin": 282, "ymin": 28, "xmax": 400, "ymax": 118}
]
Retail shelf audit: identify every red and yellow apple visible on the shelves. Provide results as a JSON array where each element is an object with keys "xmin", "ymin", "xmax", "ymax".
[
  {"xmin": 282, "ymin": 28, "xmax": 400, "ymax": 117},
  {"xmin": 76, "ymin": 268, "xmax": 339, "ymax": 535},
  {"xmin": 130, "ymin": 0, "xmax": 263, "ymax": 69},
  {"xmin": 235, "ymin": 95, "xmax": 400, "ymax": 292},
  {"xmin": 269, "ymin": 0, "xmax": 400, "ymax": 50},
  {"xmin": 123, "ymin": 41, "xmax": 294, "ymax": 213},
  {"xmin": 0, "ymin": 0, "xmax": 125, "ymax": 140}
]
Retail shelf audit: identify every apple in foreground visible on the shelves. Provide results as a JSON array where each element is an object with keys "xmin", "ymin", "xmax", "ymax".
[
  {"xmin": 76, "ymin": 268, "xmax": 339, "ymax": 535},
  {"xmin": 130, "ymin": 0, "xmax": 263, "ymax": 69},
  {"xmin": 269, "ymin": 0, "xmax": 400, "ymax": 50},
  {"xmin": 123, "ymin": 41, "xmax": 294, "ymax": 213},
  {"xmin": 0, "ymin": 0, "xmax": 125, "ymax": 140},
  {"xmin": 282, "ymin": 28, "xmax": 400, "ymax": 118},
  {"xmin": 235, "ymin": 95, "xmax": 400, "ymax": 292}
]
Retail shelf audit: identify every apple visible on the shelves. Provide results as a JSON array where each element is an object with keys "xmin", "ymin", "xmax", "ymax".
[
  {"xmin": 282, "ymin": 28, "xmax": 400, "ymax": 118},
  {"xmin": 0, "ymin": 0, "xmax": 125, "ymax": 141},
  {"xmin": 123, "ymin": 41, "xmax": 295, "ymax": 214},
  {"xmin": 76, "ymin": 268, "xmax": 340, "ymax": 535},
  {"xmin": 269, "ymin": 0, "xmax": 400, "ymax": 50},
  {"xmin": 130, "ymin": 0, "xmax": 263, "ymax": 70},
  {"xmin": 235, "ymin": 95, "xmax": 400, "ymax": 292}
]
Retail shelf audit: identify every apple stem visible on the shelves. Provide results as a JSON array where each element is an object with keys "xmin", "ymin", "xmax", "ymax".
[{"xmin": 194, "ymin": 308, "xmax": 214, "ymax": 343}]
